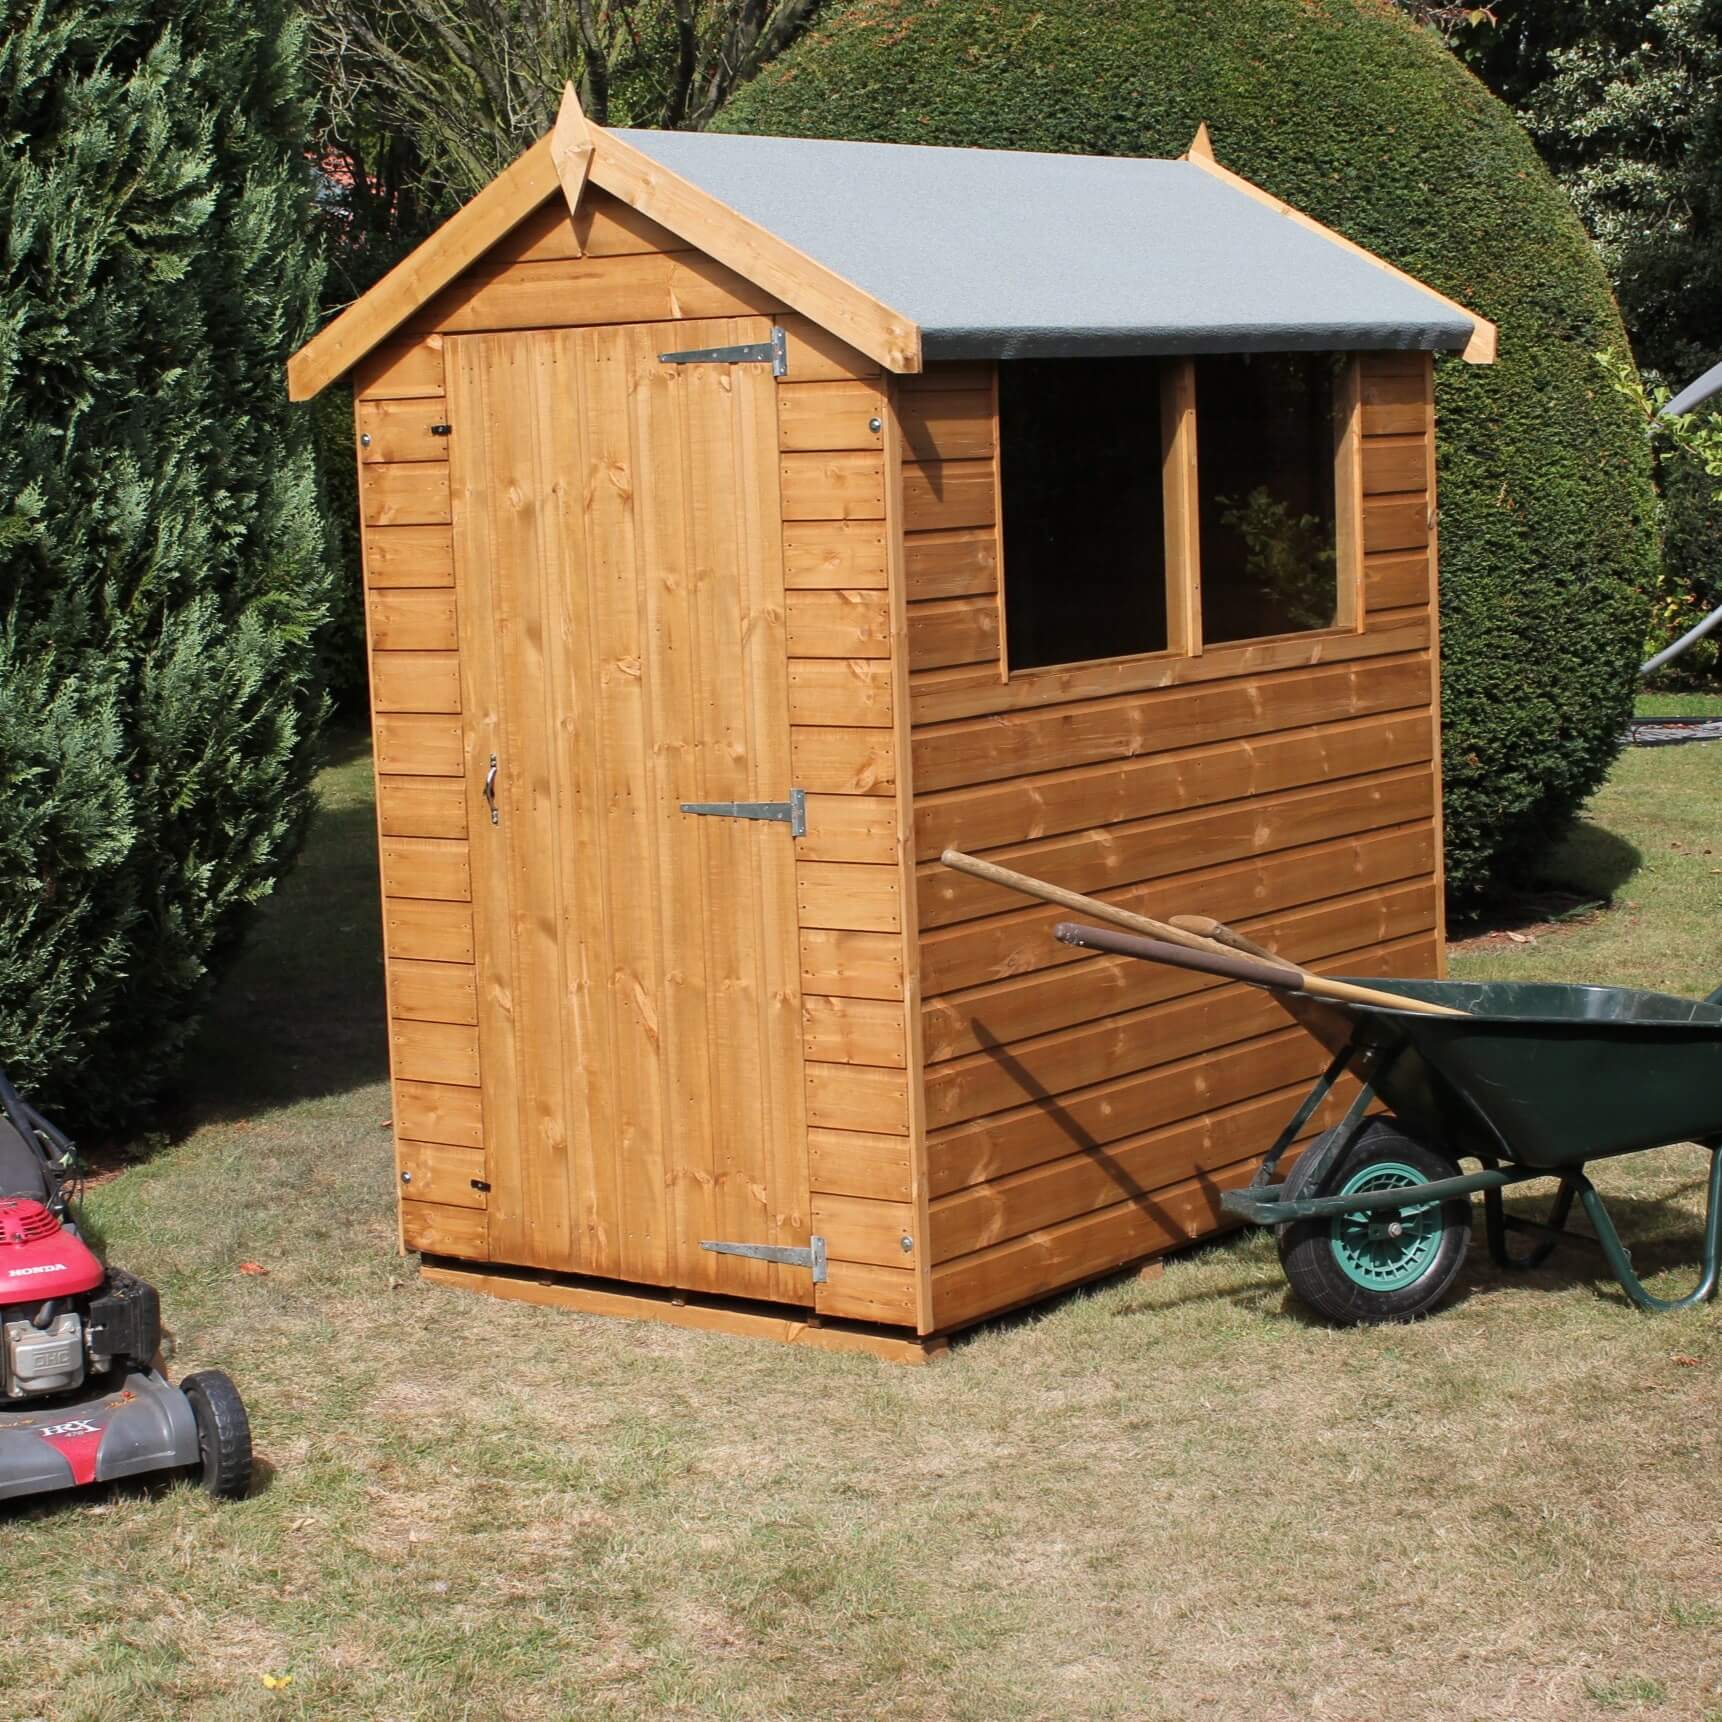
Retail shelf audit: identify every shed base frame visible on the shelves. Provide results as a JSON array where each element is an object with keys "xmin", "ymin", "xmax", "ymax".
[{"xmin": 418, "ymin": 1257, "xmax": 949, "ymax": 1366}]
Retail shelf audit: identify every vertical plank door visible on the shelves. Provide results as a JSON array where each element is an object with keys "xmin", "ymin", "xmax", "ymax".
[{"xmin": 445, "ymin": 320, "xmax": 813, "ymax": 1305}]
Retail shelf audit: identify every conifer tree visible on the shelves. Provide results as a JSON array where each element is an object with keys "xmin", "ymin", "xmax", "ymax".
[{"xmin": 0, "ymin": 0, "xmax": 334, "ymax": 1130}]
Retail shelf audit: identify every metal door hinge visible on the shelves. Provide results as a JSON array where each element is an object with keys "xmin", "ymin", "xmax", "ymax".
[
  {"xmin": 680, "ymin": 787, "xmax": 805, "ymax": 838},
  {"xmin": 701, "ymin": 1235, "xmax": 828, "ymax": 1283},
  {"xmin": 659, "ymin": 325, "xmax": 787, "ymax": 377}
]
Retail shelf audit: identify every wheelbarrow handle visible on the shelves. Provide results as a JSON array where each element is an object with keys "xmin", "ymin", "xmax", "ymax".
[{"xmin": 1055, "ymin": 923, "xmax": 1312, "ymax": 990}]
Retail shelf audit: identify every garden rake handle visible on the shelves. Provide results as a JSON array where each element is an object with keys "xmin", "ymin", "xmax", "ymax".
[{"xmin": 939, "ymin": 848, "xmax": 1467, "ymax": 1018}]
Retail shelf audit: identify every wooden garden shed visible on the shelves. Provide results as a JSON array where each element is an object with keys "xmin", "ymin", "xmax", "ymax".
[{"xmin": 288, "ymin": 90, "xmax": 1495, "ymax": 1362}]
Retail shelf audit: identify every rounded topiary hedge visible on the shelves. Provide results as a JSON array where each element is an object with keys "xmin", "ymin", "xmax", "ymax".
[{"xmin": 719, "ymin": 0, "xmax": 1658, "ymax": 904}]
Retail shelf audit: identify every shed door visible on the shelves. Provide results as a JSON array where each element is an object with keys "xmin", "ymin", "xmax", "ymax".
[{"xmin": 446, "ymin": 320, "xmax": 812, "ymax": 1304}]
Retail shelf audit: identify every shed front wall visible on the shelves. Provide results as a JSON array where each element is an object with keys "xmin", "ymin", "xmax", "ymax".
[
  {"xmin": 899, "ymin": 353, "xmax": 1444, "ymax": 1331},
  {"xmin": 353, "ymin": 188, "xmax": 929, "ymax": 1330}
]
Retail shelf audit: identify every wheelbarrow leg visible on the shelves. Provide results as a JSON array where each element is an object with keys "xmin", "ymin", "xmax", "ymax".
[
  {"xmin": 1246, "ymin": 1039, "xmax": 1400, "ymax": 1202},
  {"xmin": 1271, "ymin": 1044, "xmax": 1401, "ymax": 1204},
  {"xmin": 1482, "ymin": 1173, "xmax": 1578, "ymax": 1271},
  {"xmin": 1572, "ymin": 1144, "xmax": 1722, "ymax": 1312},
  {"xmin": 1249, "ymin": 1041, "xmax": 1360, "ymax": 1190}
]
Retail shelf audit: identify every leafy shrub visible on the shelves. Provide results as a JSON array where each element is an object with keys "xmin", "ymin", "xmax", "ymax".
[
  {"xmin": 1653, "ymin": 447, "xmax": 1722, "ymax": 681},
  {"xmin": 720, "ymin": 0, "xmax": 1659, "ymax": 902},
  {"xmin": 0, "ymin": 0, "xmax": 335, "ymax": 1131}
]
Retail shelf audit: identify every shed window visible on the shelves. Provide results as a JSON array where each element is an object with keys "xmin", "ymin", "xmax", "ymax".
[
  {"xmin": 1195, "ymin": 353, "xmax": 1340, "ymax": 644},
  {"xmin": 998, "ymin": 357, "xmax": 1168, "ymax": 671}
]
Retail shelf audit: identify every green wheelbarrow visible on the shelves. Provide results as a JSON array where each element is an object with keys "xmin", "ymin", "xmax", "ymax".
[{"xmin": 1054, "ymin": 921, "xmax": 1722, "ymax": 1325}]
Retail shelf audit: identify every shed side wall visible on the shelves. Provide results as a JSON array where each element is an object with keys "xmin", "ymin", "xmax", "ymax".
[
  {"xmin": 352, "ymin": 334, "xmax": 490, "ymax": 1259},
  {"xmin": 777, "ymin": 323, "xmax": 924, "ymax": 1330},
  {"xmin": 908, "ymin": 352, "xmax": 1443, "ymax": 1331}
]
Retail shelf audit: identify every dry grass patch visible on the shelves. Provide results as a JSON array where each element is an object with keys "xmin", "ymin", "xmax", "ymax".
[{"xmin": 3, "ymin": 728, "xmax": 1722, "ymax": 1719}]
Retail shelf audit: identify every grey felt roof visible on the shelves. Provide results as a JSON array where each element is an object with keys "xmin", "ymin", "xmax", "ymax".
[{"xmin": 611, "ymin": 128, "xmax": 1476, "ymax": 360}]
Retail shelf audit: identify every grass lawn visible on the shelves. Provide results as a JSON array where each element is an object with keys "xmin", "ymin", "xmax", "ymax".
[
  {"xmin": 4, "ymin": 725, "xmax": 1722, "ymax": 1721},
  {"xmin": 1634, "ymin": 690, "xmax": 1722, "ymax": 718}
]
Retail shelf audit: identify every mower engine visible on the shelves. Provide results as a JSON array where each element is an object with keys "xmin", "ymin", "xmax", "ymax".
[
  {"xmin": 0, "ymin": 1197, "xmax": 159, "ymax": 1399},
  {"xmin": 0, "ymin": 1069, "xmax": 250, "ymax": 1503}
]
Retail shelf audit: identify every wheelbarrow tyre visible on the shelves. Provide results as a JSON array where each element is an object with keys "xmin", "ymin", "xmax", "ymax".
[{"xmin": 1277, "ymin": 1122, "xmax": 1470, "ymax": 1326}]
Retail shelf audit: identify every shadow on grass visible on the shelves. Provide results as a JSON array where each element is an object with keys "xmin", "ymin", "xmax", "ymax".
[
  {"xmin": 942, "ymin": 1158, "xmax": 1722, "ymax": 1342},
  {"xmin": 1467, "ymin": 1171, "xmax": 1720, "ymax": 1307},
  {"xmin": 318, "ymin": 725, "xmax": 376, "ymax": 777},
  {"xmin": 0, "ymin": 1459, "xmax": 275, "ymax": 1524},
  {"xmin": 169, "ymin": 728, "xmax": 389, "ymax": 1131},
  {"xmin": 1451, "ymin": 819, "xmax": 1646, "ymax": 944},
  {"xmin": 1537, "ymin": 817, "xmax": 1644, "ymax": 903}
]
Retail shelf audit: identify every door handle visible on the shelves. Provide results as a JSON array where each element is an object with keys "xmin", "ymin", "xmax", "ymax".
[{"xmin": 483, "ymin": 755, "xmax": 499, "ymax": 825}]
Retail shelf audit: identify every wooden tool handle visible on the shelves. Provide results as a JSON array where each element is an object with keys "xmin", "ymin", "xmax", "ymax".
[
  {"xmin": 1169, "ymin": 915, "xmax": 1466, "ymax": 1016},
  {"xmin": 1282, "ymin": 970, "xmax": 1467, "ymax": 1016},
  {"xmin": 939, "ymin": 848, "xmax": 1299, "ymax": 974},
  {"xmin": 939, "ymin": 849, "xmax": 1468, "ymax": 1019}
]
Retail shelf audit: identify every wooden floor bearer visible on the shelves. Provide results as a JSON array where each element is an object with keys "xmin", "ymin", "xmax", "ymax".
[{"xmin": 286, "ymin": 88, "xmax": 1495, "ymax": 1362}]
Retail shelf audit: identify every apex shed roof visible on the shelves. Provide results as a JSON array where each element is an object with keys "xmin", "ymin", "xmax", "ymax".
[
  {"xmin": 608, "ymin": 128, "xmax": 1477, "ymax": 362},
  {"xmin": 286, "ymin": 87, "xmax": 1495, "ymax": 400}
]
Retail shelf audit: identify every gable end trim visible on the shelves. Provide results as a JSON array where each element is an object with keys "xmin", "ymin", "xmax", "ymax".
[
  {"xmin": 287, "ymin": 87, "xmax": 924, "ymax": 401},
  {"xmin": 583, "ymin": 105, "xmax": 922, "ymax": 374},
  {"xmin": 286, "ymin": 135, "xmax": 562, "ymax": 402},
  {"xmin": 1182, "ymin": 124, "xmax": 1496, "ymax": 365}
]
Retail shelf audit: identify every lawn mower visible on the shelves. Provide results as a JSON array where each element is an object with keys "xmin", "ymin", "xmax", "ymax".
[{"xmin": 0, "ymin": 1066, "xmax": 250, "ymax": 1503}]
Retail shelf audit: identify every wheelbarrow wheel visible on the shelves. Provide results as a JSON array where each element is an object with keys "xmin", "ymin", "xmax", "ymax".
[{"xmin": 1278, "ymin": 1121, "xmax": 1470, "ymax": 1326}]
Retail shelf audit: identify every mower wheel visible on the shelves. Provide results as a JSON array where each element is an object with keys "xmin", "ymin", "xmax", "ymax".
[{"xmin": 181, "ymin": 1370, "xmax": 252, "ymax": 1500}]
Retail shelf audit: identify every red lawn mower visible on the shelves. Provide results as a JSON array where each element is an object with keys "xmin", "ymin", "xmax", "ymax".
[{"xmin": 0, "ymin": 1067, "xmax": 250, "ymax": 1503}]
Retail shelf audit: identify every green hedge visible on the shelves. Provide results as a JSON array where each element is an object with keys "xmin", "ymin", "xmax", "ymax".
[
  {"xmin": 719, "ymin": 0, "xmax": 1658, "ymax": 903},
  {"xmin": 0, "ymin": 0, "xmax": 335, "ymax": 1132}
]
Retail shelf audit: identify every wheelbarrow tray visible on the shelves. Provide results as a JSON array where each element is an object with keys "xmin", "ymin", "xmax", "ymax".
[
  {"xmin": 1283, "ymin": 976, "xmax": 1722, "ymax": 1170},
  {"xmin": 1249, "ymin": 974, "xmax": 1722, "ymax": 1314}
]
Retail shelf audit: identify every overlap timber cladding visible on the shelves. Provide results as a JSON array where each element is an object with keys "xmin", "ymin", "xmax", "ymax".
[
  {"xmin": 352, "ymin": 331, "xmax": 487, "ymax": 1262},
  {"xmin": 778, "ymin": 330, "xmax": 927, "ymax": 1333},
  {"xmin": 900, "ymin": 353, "xmax": 1443, "ymax": 1331},
  {"xmin": 355, "ymin": 187, "xmax": 927, "ymax": 1329}
]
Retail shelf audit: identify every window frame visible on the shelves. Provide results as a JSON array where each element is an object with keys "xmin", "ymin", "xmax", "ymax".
[{"xmin": 994, "ymin": 354, "xmax": 1365, "ymax": 684}]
